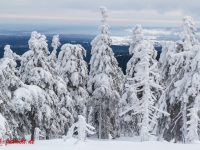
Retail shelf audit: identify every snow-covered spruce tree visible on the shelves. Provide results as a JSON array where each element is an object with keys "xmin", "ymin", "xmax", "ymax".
[
  {"xmin": 158, "ymin": 16, "xmax": 200, "ymax": 143},
  {"xmin": 12, "ymin": 84, "xmax": 60, "ymax": 140},
  {"xmin": 19, "ymin": 31, "xmax": 74, "ymax": 139},
  {"xmin": 87, "ymin": 6, "xmax": 124, "ymax": 139},
  {"xmin": 119, "ymin": 25, "xmax": 168, "ymax": 141},
  {"xmin": 0, "ymin": 45, "xmax": 28, "ymax": 139},
  {"xmin": 119, "ymin": 25, "xmax": 145, "ymax": 137},
  {"xmin": 57, "ymin": 44, "xmax": 89, "ymax": 120},
  {"xmin": 0, "ymin": 45, "xmax": 53, "ymax": 140},
  {"xmin": 48, "ymin": 35, "xmax": 61, "ymax": 69}
]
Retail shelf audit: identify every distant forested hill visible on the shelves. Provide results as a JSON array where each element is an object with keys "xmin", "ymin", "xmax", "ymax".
[{"xmin": 0, "ymin": 35, "xmax": 161, "ymax": 74}]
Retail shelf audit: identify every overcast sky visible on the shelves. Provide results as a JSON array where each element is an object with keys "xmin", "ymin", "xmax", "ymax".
[{"xmin": 0, "ymin": 0, "xmax": 200, "ymax": 27}]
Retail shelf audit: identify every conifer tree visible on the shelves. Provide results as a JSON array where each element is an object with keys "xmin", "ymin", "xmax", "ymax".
[
  {"xmin": 119, "ymin": 25, "xmax": 168, "ymax": 141},
  {"xmin": 19, "ymin": 31, "xmax": 74, "ymax": 139},
  {"xmin": 0, "ymin": 45, "xmax": 26, "ymax": 139},
  {"xmin": 158, "ymin": 16, "xmax": 200, "ymax": 143},
  {"xmin": 57, "ymin": 44, "xmax": 89, "ymax": 120},
  {"xmin": 0, "ymin": 45, "xmax": 61, "ymax": 140},
  {"xmin": 87, "ymin": 6, "xmax": 124, "ymax": 139}
]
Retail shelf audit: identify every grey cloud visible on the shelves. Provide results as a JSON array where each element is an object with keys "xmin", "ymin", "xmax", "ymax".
[
  {"xmin": 0, "ymin": 0, "xmax": 200, "ymax": 27},
  {"xmin": 0, "ymin": 0, "xmax": 199, "ymax": 15}
]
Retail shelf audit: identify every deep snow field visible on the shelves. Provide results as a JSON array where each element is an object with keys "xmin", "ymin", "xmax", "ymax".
[{"xmin": 1, "ymin": 136, "xmax": 200, "ymax": 150}]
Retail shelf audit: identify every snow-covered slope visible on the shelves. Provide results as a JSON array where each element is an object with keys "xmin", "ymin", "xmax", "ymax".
[{"xmin": 1, "ymin": 137, "xmax": 200, "ymax": 150}]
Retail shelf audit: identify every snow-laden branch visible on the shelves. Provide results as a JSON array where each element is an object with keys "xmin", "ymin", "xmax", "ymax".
[{"xmin": 150, "ymin": 105, "xmax": 170, "ymax": 116}]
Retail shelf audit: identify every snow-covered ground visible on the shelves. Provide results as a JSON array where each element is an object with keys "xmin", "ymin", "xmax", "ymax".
[{"xmin": 1, "ymin": 136, "xmax": 200, "ymax": 150}]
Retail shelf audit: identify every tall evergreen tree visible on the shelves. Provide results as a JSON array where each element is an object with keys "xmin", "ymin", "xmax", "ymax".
[
  {"xmin": 118, "ymin": 25, "xmax": 145, "ymax": 137},
  {"xmin": 158, "ymin": 16, "xmax": 200, "ymax": 143},
  {"xmin": 1, "ymin": 45, "xmax": 62, "ymax": 140},
  {"xmin": 12, "ymin": 83, "xmax": 61, "ymax": 140},
  {"xmin": 57, "ymin": 44, "xmax": 89, "ymax": 120},
  {"xmin": 0, "ymin": 45, "xmax": 26, "ymax": 139},
  {"xmin": 119, "ymin": 25, "xmax": 168, "ymax": 141},
  {"xmin": 19, "ymin": 31, "xmax": 74, "ymax": 139},
  {"xmin": 87, "ymin": 6, "xmax": 124, "ymax": 139}
]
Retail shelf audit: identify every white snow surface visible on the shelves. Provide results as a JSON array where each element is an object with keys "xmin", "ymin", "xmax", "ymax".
[{"xmin": 1, "ymin": 136, "xmax": 200, "ymax": 150}]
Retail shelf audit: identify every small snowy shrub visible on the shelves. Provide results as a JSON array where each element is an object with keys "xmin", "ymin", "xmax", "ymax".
[{"xmin": 67, "ymin": 115, "xmax": 95, "ymax": 143}]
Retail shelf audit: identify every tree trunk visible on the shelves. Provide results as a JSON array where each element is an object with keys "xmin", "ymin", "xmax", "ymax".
[
  {"xmin": 30, "ymin": 111, "xmax": 36, "ymax": 140},
  {"xmin": 182, "ymin": 102, "xmax": 187, "ymax": 143},
  {"xmin": 99, "ymin": 100, "xmax": 102, "ymax": 139}
]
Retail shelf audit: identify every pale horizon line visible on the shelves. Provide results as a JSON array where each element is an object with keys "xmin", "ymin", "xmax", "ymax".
[{"xmin": 1, "ymin": 14, "xmax": 200, "ymax": 26}]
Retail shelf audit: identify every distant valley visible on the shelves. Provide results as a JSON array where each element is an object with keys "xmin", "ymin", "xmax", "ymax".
[{"xmin": 0, "ymin": 34, "xmax": 162, "ymax": 74}]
